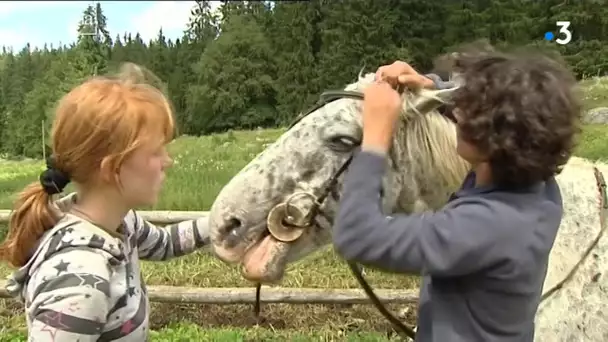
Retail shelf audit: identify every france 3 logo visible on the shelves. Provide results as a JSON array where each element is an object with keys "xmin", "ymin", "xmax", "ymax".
[{"xmin": 543, "ymin": 21, "xmax": 572, "ymax": 45}]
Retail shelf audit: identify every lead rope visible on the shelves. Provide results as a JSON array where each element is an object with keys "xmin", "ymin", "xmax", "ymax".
[
  {"xmin": 347, "ymin": 262, "xmax": 417, "ymax": 340},
  {"xmin": 254, "ymin": 283, "xmax": 262, "ymax": 322},
  {"xmin": 540, "ymin": 167, "xmax": 606, "ymax": 302},
  {"xmin": 252, "ymin": 269, "xmax": 416, "ymax": 340}
]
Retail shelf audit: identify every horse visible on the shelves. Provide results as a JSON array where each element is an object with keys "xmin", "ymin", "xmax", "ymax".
[{"xmin": 207, "ymin": 71, "xmax": 608, "ymax": 341}]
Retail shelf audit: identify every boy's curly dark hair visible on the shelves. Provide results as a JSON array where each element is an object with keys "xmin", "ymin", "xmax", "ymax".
[{"xmin": 450, "ymin": 51, "xmax": 582, "ymax": 188}]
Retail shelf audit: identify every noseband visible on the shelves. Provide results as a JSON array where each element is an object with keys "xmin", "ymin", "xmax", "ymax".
[{"xmin": 255, "ymin": 90, "xmax": 418, "ymax": 340}]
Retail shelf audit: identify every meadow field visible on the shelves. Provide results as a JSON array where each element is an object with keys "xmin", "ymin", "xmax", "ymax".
[{"xmin": 0, "ymin": 77, "xmax": 607, "ymax": 341}]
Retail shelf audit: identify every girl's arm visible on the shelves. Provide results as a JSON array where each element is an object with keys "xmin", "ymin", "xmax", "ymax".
[{"xmin": 128, "ymin": 211, "xmax": 209, "ymax": 261}]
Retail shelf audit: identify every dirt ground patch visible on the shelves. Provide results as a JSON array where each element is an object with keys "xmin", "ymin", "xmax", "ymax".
[
  {"xmin": 148, "ymin": 302, "xmax": 418, "ymax": 332},
  {"xmin": 1, "ymin": 298, "xmax": 418, "ymax": 339}
]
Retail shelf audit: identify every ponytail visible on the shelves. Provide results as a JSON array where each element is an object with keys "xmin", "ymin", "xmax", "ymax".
[
  {"xmin": 0, "ymin": 156, "xmax": 70, "ymax": 267},
  {"xmin": 0, "ymin": 183, "xmax": 60, "ymax": 267}
]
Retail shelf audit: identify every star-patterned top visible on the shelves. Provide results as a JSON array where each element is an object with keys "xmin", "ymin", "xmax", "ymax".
[{"xmin": 5, "ymin": 193, "xmax": 210, "ymax": 342}]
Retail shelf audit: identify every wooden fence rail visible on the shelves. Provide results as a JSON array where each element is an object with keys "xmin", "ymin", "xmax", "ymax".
[
  {"xmin": 0, "ymin": 210, "xmax": 208, "ymax": 224},
  {"xmin": 0, "ymin": 210, "xmax": 421, "ymax": 305},
  {"xmin": 0, "ymin": 282, "xmax": 418, "ymax": 305}
]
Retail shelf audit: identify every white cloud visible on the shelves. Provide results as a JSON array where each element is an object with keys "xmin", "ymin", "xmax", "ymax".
[
  {"xmin": 0, "ymin": 1, "xmax": 85, "ymax": 50},
  {"xmin": 129, "ymin": 1, "xmax": 223, "ymax": 42},
  {"xmin": 0, "ymin": 1, "xmax": 225, "ymax": 50},
  {"xmin": 0, "ymin": 1, "xmax": 80, "ymax": 17},
  {"xmin": 129, "ymin": 1, "xmax": 196, "ymax": 42},
  {"xmin": 66, "ymin": 17, "xmax": 81, "ymax": 43},
  {"xmin": 0, "ymin": 27, "xmax": 53, "ymax": 51},
  {"xmin": 0, "ymin": 29, "xmax": 28, "ymax": 51}
]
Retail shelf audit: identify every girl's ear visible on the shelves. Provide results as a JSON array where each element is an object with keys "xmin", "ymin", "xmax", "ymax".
[{"xmin": 99, "ymin": 156, "xmax": 119, "ymax": 185}]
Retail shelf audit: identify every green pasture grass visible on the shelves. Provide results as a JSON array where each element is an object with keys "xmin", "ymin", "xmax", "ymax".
[
  {"xmin": 579, "ymin": 76, "xmax": 608, "ymax": 110},
  {"xmin": 0, "ymin": 322, "xmax": 402, "ymax": 341}
]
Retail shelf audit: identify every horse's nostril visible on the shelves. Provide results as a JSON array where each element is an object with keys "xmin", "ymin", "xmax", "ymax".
[
  {"xmin": 222, "ymin": 217, "xmax": 242, "ymax": 236},
  {"xmin": 221, "ymin": 217, "xmax": 244, "ymax": 248}
]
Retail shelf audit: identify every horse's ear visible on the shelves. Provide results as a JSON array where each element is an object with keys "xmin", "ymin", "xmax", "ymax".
[
  {"xmin": 411, "ymin": 87, "xmax": 459, "ymax": 114},
  {"xmin": 357, "ymin": 65, "xmax": 367, "ymax": 81}
]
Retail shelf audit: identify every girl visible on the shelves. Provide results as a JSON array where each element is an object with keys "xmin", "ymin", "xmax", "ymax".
[{"xmin": 0, "ymin": 64, "xmax": 209, "ymax": 341}]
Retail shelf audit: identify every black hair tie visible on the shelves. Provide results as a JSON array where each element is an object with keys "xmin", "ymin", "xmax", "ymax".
[{"xmin": 39, "ymin": 156, "xmax": 71, "ymax": 195}]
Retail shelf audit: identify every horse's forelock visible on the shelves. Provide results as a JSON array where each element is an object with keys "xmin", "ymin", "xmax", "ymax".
[{"xmin": 344, "ymin": 72, "xmax": 470, "ymax": 208}]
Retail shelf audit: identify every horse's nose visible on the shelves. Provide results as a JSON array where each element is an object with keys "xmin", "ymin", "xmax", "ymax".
[
  {"xmin": 220, "ymin": 216, "xmax": 242, "ymax": 234},
  {"xmin": 212, "ymin": 215, "xmax": 249, "ymax": 263},
  {"xmin": 218, "ymin": 216, "xmax": 244, "ymax": 248}
]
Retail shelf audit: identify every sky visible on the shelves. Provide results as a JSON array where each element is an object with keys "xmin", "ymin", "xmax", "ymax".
[{"xmin": 0, "ymin": 1, "xmax": 223, "ymax": 51}]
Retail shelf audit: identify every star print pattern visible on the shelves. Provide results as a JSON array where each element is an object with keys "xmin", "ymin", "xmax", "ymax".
[
  {"xmin": 43, "ymin": 222, "xmax": 80, "ymax": 259},
  {"xmin": 57, "ymin": 238, "xmax": 74, "ymax": 250},
  {"xmin": 88, "ymin": 234, "xmax": 106, "ymax": 249},
  {"xmin": 53, "ymin": 260, "xmax": 70, "ymax": 275},
  {"xmin": 110, "ymin": 294, "xmax": 128, "ymax": 312},
  {"xmin": 10, "ymin": 203, "xmax": 211, "ymax": 341},
  {"xmin": 36, "ymin": 307, "xmax": 104, "ymax": 337},
  {"xmin": 39, "ymin": 310, "xmax": 69, "ymax": 341},
  {"xmin": 121, "ymin": 320, "xmax": 135, "ymax": 334}
]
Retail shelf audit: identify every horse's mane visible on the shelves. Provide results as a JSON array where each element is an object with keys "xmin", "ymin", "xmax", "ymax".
[
  {"xmin": 345, "ymin": 72, "xmax": 470, "ymax": 209},
  {"xmin": 110, "ymin": 62, "xmax": 169, "ymax": 96}
]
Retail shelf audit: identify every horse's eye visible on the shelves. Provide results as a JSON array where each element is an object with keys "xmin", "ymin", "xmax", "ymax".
[{"xmin": 327, "ymin": 135, "xmax": 359, "ymax": 152}]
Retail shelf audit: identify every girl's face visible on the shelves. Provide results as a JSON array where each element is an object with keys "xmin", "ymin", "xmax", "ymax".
[{"xmin": 117, "ymin": 140, "xmax": 173, "ymax": 208}]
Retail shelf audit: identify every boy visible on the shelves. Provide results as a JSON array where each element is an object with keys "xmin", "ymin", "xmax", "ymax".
[{"xmin": 332, "ymin": 53, "xmax": 582, "ymax": 341}]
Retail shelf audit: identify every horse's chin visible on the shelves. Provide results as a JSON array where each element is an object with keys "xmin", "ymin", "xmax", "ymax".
[
  {"xmin": 241, "ymin": 231, "xmax": 291, "ymax": 283},
  {"xmin": 238, "ymin": 213, "xmax": 333, "ymax": 283}
]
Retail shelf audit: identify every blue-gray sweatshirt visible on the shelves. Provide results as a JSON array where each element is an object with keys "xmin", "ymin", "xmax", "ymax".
[{"xmin": 333, "ymin": 150, "xmax": 563, "ymax": 341}]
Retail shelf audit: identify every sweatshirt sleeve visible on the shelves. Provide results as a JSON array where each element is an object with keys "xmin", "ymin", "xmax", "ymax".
[
  {"xmin": 27, "ymin": 247, "xmax": 112, "ymax": 341},
  {"xmin": 131, "ymin": 212, "xmax": 210, "ymax": 261},
  {"xmin": 332, "ymin": 150, "xmax": 508, "ymax": 277}
]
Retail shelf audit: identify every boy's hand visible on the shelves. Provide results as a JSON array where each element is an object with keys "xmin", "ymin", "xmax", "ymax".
[
  {"xmin": 375, "ymin": 61, "xmax": 435, "ymax": 90},
  {"xmin": 361, "ymin": 80, "xmax": 402, "ymax": 153}
]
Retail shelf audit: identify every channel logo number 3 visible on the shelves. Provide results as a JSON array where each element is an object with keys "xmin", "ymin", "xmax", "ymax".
[{"xmin": 555, "ymin": 21, "xmax": 572, "ymax": 45}]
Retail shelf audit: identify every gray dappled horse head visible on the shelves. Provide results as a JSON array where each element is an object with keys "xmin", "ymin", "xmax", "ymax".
[{"xmin": 208, "ymin": 72, "xmax": 470, "ymax": 282}]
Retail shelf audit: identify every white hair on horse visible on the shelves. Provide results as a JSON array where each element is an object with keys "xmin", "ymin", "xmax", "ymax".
[
  {"xmin": 346, "ymin": 71, "xmax": 470, "ymax": 210},
  {"xmin": 535, "ymin": 156, "xmax": 608, "ymax": 340},
  {"xmin": 114, "ymin": 62, "xmax": 168, "ymax": 95}
]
